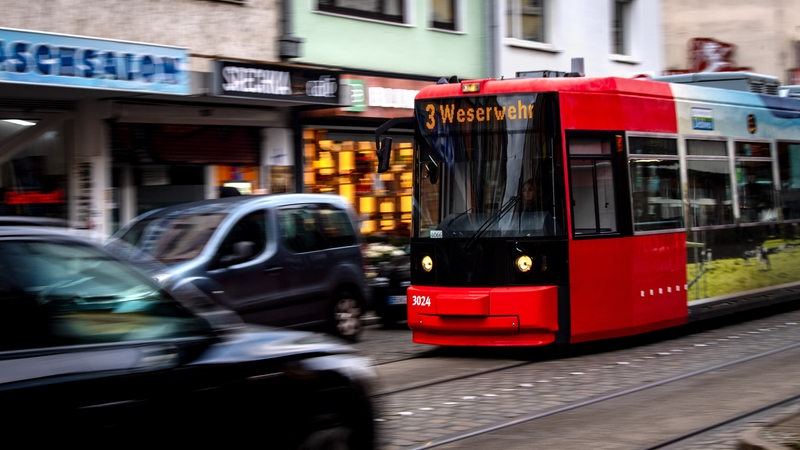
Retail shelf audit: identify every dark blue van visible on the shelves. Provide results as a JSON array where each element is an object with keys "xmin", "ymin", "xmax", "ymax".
[{"xmin": 108, "ymin": 193, "xmax": 369, "ymax": 341}]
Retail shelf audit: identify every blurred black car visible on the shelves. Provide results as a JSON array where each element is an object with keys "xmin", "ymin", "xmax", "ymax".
[
  {"xmin": 0, "ymin": 225, "xmax": 378, "ymax": 448},
  {"xmin": 370, "ymin": 246, "xmax": 410, "ymax": 327}
]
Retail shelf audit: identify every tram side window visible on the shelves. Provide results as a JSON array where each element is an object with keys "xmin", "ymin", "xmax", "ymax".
[
  {"xmin": 686, "ymin": 140, "xmax": 733, "ymax": 227},
  {"xmin": 736, "ymin": 141, "xmax": 776, "ymax": 223},
  {"xmin": 778, "ymin": 142, "xmax": 800, "ymax": 220},
  {"xmin": 628, "ymin": 137, "xmax": 682, "ymax": 232},
  {"xmin": 568, "ymin": 136, "xmax": 618, "ymax": 235}
]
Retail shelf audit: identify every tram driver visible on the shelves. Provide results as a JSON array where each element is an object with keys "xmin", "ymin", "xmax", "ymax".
[{"xmin": 513, "ymin": 178, "xmax": 555, "ymax": 235}]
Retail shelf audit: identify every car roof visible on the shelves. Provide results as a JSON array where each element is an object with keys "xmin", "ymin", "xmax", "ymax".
[
  {"xmin": 0, "ymin": 224, "xmax": 92, "ymax": 244},
  {"xmin": 0, "ymin": 216, "xmax": 68, "ymax": 227},
  {"xmin": 132, "ymin": 193, "xmax": 354, "ymax": 219}
]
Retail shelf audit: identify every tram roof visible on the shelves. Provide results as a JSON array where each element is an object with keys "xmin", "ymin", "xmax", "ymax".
[
  {"xmin": 415, "ymin": 74, "xmax": 800, "ymax": 112},
  {"xmin": 415, "ymin": 76, "xmax": 675, "ymax": 100}
]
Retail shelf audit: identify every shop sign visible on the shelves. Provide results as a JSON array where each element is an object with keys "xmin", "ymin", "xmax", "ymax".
[
  {"xmin": 0, "ymin": 27, "xmax": 189, "ymax": 94},
  {"xmin": 367, "ymin": 86, "xmax": 418, "ymax": 109},
  {"xmin": 344, "ymin": 79, "xmax": 367, "ymax": 112},
  {"xmin": 344, "ymin": 78, "xmax": 417, "ymax": 111},
  {"xmin": 212, "ymin": 60, "xmax": 341, "ymax": 105},
  {"xmin": 4, "ymin": 190, "xmax": 64, "ymax": 204},
  {"xmin": 303, "ymin": 74, "xmax": 434, "ymax": 119}
]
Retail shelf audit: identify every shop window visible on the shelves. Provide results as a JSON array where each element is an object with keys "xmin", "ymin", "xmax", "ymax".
[
  {"xmin": 0, "ymin": 119, "xmax": 67, "ymax": 220},
  {"xmin": 303, "ymin": 129, "xmax": 413, "ymax": 236}
]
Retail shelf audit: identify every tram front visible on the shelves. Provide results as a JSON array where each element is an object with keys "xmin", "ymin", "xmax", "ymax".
[{"xmin": 384, "ymin": 80, "xmax": 570, "ymax": 347}]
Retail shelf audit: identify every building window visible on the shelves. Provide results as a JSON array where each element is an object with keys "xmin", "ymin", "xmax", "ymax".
[
  {"xmin": 506, "ymin": 0, "xmax": 545, "ymax": 43},
  {"xmin": 431, "ymin": 0, "xmax": 457, "ymax": 31},
  {"xmin": 612, "ymin": 0, "xmax": 632, "ymax": 55},
  {"xmin": 318, "ymin": 0, "xmax": 405, "ymax": 23}
]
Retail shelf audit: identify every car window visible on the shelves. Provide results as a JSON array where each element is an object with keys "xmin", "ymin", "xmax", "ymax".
[{"xmin": 0, "ymin": 240, "xmax": 211, "ymax": 350}]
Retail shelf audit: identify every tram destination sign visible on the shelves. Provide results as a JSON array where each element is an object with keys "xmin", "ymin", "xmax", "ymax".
[{"xmin": 212, "ymin": 60, "xmax": 342, "ymax": 105}]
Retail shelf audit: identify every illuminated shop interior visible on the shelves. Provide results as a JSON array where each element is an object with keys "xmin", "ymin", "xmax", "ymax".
[{"xmin": 303, "ymin": 128, "xmax": 413, "ymax": 236}]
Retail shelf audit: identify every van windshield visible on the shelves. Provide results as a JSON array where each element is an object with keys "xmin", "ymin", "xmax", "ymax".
[{"xmin": 117, "ymin": 213, "xmax": 227, "ymax": 263}]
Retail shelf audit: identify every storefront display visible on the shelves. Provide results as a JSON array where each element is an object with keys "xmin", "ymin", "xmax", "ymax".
[
  {"xmin": 0, "ymin": 119, "xmax": 68, "ymax": 220},
  {"xmin": 300, "ymin": 73, "xmax": 436, "ymax": 237}
]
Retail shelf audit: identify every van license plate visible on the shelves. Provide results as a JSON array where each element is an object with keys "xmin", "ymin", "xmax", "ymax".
[{"xmin": 387, "ymin": 295, "xmax": 407, "ymax": 305}]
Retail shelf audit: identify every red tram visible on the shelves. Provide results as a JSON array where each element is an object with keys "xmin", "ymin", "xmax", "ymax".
[{"xmin": 376, "ymin": 73, "xmax": 800, "ymax": 347}]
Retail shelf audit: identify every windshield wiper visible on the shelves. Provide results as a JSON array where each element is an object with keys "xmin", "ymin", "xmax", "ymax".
[
  {"xmin": 444, "ymin": 207, "xmax": 473, "ymax": 230},
  {"xmin": 464, "ymin": 196, "xmax": 520, "ymax": 251}
]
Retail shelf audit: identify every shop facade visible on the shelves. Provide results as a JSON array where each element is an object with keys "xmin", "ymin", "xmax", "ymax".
[
  {"xmin": 0, "ymin": 27, "xmax": 344, "ymax": 236},
  {"xmin": 300, "ymin": 73, "xmax": 435, "ymax": 237}
]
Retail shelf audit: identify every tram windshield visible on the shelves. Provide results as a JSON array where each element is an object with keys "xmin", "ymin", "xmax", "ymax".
[{"xmin": 413, "ymin": 92, "xmax": 564, "ymax": 239}]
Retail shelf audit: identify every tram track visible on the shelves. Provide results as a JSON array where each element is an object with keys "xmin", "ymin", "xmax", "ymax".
[
  {"xmin": 644, "ymin": 394, "xmax": 800, "ymax": 449},
  {"xmin": 367, "ymin": 306, "xmax": 791, "ymax": 397},
  {"xmin": 366, "ymin": 306, "xmax": 800, "ymax": 450},
  {"xmin": 407, "ymin": 341, "xmax": 800, "ymax": 449}
]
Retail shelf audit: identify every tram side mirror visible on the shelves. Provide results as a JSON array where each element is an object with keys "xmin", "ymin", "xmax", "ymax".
[
  {"xmin": 425, "ymin": 159, "xmax": 439, "ymax": 184},
  {"xmin": 377, "ymin": 137, "xmax": 392, "ymax": 173}
]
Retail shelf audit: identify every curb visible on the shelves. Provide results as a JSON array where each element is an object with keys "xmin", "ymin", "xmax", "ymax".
[
  {"xmin": 738, "ymin": 411, "xmax": 800, "ymax": 450},
  {"xmin": 739, "ymin": 428, "xmax": 793, "ymax": 450}
]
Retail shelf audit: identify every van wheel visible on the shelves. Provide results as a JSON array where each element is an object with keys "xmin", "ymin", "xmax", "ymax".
[{"xmin": 332, "ymin": 292, "xmax": 363, "ymax": 342}]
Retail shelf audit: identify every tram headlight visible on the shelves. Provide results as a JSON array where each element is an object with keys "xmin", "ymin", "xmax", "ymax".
[
  {"xmin": 515, "ymin": 255, "xmax": 533, "ymax": 273},
  {"xmin": 421, "ymin": 255, "xmax": 433, "ymax": 272}
]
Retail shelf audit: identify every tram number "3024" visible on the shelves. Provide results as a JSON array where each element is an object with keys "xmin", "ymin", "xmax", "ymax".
[{"xmin": 411, "ymin": 295, "xmax": 431, "ymax": 307}]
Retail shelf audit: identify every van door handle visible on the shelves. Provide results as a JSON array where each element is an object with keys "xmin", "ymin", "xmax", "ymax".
[{"xmin": 264, "ymin": 267, "xmax": 283, "ymax": 274}]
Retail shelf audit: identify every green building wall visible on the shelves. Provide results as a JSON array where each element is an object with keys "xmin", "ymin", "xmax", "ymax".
[{"xmin": 293, "ymin": 3, "xmax": 487, "ymax": 80}]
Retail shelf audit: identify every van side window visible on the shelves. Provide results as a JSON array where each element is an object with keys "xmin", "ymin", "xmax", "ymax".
[
  {"xmin": 318, "ymin": 208, "xmax": 356, "ymax": 248},
  {"xmin": 278, "ymin": 208, "xmax": 323, "ymax": 253},
  {"xmin": 217, "ymin": 211, "xmax": 267, "ymax": 263}
]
